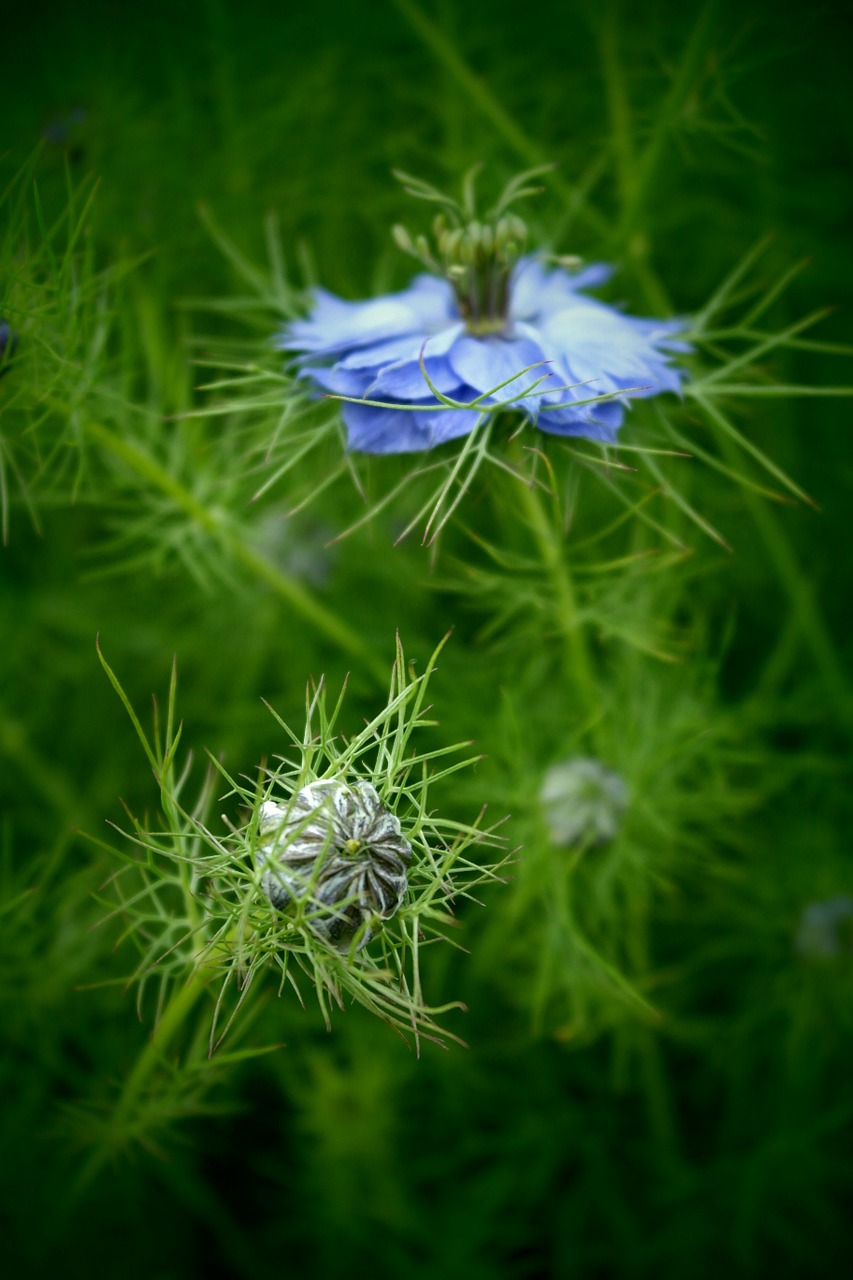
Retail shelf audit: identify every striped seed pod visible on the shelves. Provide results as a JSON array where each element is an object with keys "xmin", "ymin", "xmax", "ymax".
[{"xmin": 257, "ymin": 780, "xmax": 412, "ymax": 951}]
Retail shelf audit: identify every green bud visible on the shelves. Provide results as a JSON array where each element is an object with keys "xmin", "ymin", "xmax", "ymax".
[
  {"xmin": 441, "ymin": 227, "xmax": 464, "ymax": 261},
  {"xmin": 508, "ymin": 213, "xmax": 528, "ymax": 243},
  {"xmin": 392, "ymin": 223, "xmax": 414, "ymax": 254}
]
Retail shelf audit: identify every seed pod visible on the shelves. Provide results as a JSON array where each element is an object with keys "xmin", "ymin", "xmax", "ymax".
[{"xmin": 257, "ymin": 780, "xmax": 411, "ymax": 951}]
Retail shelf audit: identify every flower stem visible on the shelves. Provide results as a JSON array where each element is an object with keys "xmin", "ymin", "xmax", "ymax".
[
  {"xmin": 625, "ymin": 906, "xmax": 681, "ymax": 1164},
  {"xmin": 389, "ymin": 0, "xmax": 610, "ymax": 238},
  {"xmin": 66, "ymin": 971, "xmax": 209, "ymax": 1204},
  {"xmin": 511, "ymin": 451, "xmax": 601, "ymax": 740},
  {"xmin": 610, "ymin": 1, "xmax": 718, "ymax": 253},
  {"xmin": 84, "ymin": 419, "xmax": 388, "ymax": 686}
]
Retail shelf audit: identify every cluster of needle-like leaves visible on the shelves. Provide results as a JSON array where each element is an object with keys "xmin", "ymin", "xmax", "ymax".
[{"xmin": 91, "ymin": 634, "xmax": 508, "ymax": 1054}]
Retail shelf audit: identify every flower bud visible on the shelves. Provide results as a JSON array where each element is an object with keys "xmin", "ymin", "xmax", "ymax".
[
  {"xmin": 795, "ymin": 896, "xmax": 853, "ymax": 959},
  {"xmin": 507, "ymin": 213, "xmax": 528, "ymax": 243},
  {"xmin": 540, "ymin": 758, "xmax": 628, "ymax": 848},
  {"xmin": 440, "ymin": 227, "xmax": 464, "ymax": 262},
  {"xmin": 257, "ymin": 780, "xmax": 412, "ymax": 951},
  {"xmin": 391, "ymin": 224, "xmax": 414, "ymax": 255}
]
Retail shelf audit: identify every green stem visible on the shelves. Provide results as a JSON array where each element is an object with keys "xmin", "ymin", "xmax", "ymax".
[
  {"xmin": 388, "ymin": 0, "xmax": 610, "ymax": 239},
  {"xmin": 85, "ymin": 419, "xmax": 387, "ymax": 686},
  {"xmin": 746, "ymin": 512, "xmax": 841, "ymax": 693},
  {"xmin": 68, "ymin": 971, "xmax": 209, "ymax": 1202},
  {"xmin": 593, "ymin": 0, "xmax": 675, "ymax": 314},
  {"xmin": 596, "ymin": 0, "xmax": 635, "ymax": 212},
  {"xmin": 709, "ymin": 418, "xmax": 853, "ymax": 730},
  {"xmin": 511, "ymin": 454, "xmax": 601, "ymax": 738},
  {"xmin": 120, "ymin": 975, "xmax": 207, "ymax": 1116},
  {"xmin": 626, "ymin": 905, "xmax": 681, "ymax": 1163},
  {"xmin": 587, "ymin": 15, "xmax": 852, "ymax": 729},
  {"xmin": 611, "ymin": 1, "xmax": 717, "ymax": 252}
]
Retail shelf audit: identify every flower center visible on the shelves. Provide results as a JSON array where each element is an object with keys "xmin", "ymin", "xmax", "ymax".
[
  {"xmin": 394, "ymin": 212, "xmax": 527, "ymax": 336},
  {"xmin": 342, "ymin": 837, "xmax": 363, "ymax": 857},
  {"xmin": 391, "ymin": 168, "xmax": 553, "ymax": 338},
  {"xmin": 439, "ymin": 214, "xmax": 528, "ymax": 335}
]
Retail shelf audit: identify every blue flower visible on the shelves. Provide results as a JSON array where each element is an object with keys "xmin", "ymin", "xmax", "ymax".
[
  {"xmin": 279, "ymin": 256, "xmax": 689, "ymax": 454},
  {"xmin": 0, "ymin": 318, "xmax": 18, "ymax": 377}
]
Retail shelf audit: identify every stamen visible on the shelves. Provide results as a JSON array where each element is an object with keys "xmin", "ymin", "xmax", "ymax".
[{"xmin": 391, "ymin": 169, "xmax": 547, "ymax": 335}]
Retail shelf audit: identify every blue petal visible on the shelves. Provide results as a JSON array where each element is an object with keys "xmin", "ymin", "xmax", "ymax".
[
  {"xmin": 535, "ymin": 302, "xmax": 687, "ymax": 401},
  {"xmin": 277, "ymin": 253, "xmax": 690, "ymax": 453},
  {"xmin": 330, "ymin": 322, "xmax": 459, "ymax": 373},
  {"xmin": 367, "ymin": 358, "xmax": 456, "ymax": 400},
  {"xmin": 447, "ymin": 331, "xmax": 550, "ymax": 416},
  {"xmin": 568, "ymin": 263, "xmax": 616, "ymax": 291},
  {"xmin": 335, "ymin": 334, "xmax": 436, "ymax": 371},
  {"xmin": 366, "ymin": 345, "xmax": 465, "ymax": 401},
  {"xmin": 510, "ymin": 256, "xmax": 614, "ymax": 322},
  {"xmin": 341, "ymin": 397, "xmax": 479, "ymax": 454},
  {"xmin": 537, "ymin": 402, "xmax": 624, "ymax": 443},
  {"xmin": 412, "ymin": 400, "xmax": 482, "ymax": 446},
  {"xmin": 281, "ymin": 275, "xmax": 457, "ymax": 359},
  {"xmin": 341, "ymin": 401, "xmax": 432, "ymax": 454},
  {"xmin": 300, "ymin": 364, "xmax": 371, "ymax": 397}
]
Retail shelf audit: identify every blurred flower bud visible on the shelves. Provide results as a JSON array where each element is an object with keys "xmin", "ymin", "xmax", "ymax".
[
  {"xmin": 392, "ymin": 223, "xmax": 414, "ymax": 255},
  {"xmin": 540, "ymin": 757, "xmax": 629, "ymax": 848},
  {"xmin": 795, "ymin": 895, "xmax": 853, "ymax": 959}
]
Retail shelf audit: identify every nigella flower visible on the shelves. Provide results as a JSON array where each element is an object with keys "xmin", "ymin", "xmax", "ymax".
[
  {"xmin": 257, "ymin": 780, "xmax": 411, "ymax": 951},
  {"xmin": 278, "ymin": 169, "xmax": 689, "ymax": 454}
]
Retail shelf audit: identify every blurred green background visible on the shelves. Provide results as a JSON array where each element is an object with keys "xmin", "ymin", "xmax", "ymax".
[{"xmin": 2, "ymin": 1, "xmax": 853, "ymax": 1276}]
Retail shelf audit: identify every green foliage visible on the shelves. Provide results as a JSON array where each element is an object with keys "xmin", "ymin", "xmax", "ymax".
[
  {"xmin": 2, "ymin": 1, "xmax": 852, "ymax": 1277},
  {"xmin": 91, "ymin": 633, "xmax": 505, "ymax": 1053}
]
